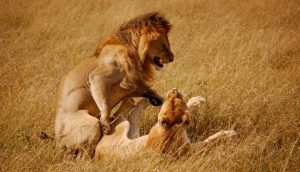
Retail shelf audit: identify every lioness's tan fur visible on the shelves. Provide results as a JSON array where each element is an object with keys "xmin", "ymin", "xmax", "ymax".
[
  {"xmin": 95, "ymin": 88, "xmax": 237, "ymax": 159},
  {"xmin": 145, "ymin": 88, "xmax": 191, "ymax": 156},
  {"xmin": 95, "ymin": 88, "xmax": 192, "ymax": 159}
]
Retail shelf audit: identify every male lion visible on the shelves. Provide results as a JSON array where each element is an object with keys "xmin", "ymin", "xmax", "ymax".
[
  {"xmin": 95, "ymin": 88, "xmax": 237, "ymax": 159},
  {"xmin": 55, "ymin": 11, "xmax": 174, "ymax": 150}
]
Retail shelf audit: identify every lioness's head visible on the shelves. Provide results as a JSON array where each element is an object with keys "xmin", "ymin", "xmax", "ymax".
[
  {"xmin": 158, "ymin": 88, "xmax": 190, "ymax": 128},
  {"xmin": 146, "ymin": 88, "xmax": 191, "ymax": 156}
]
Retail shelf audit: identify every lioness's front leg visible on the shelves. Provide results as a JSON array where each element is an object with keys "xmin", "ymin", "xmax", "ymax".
[{"xmin": 89, "ymin": 66, "xmax": 122, "ymax": 134}]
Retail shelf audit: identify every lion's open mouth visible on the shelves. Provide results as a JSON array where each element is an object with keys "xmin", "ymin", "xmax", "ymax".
[{"xmin": 153, "ymin": 56, "xmax": 164, "ymax": 68}]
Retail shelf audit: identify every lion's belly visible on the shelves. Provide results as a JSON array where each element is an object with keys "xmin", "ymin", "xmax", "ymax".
[
  {"xmin": 79, "ymin": 95, "xmax": 100, "ymax": 117},
  {"xmin": 61, "ymin": 84, "xmax": 133, "ymax": 118},
  {"xmin": 109, "ymin": 85, "xmax": 133, "ymax": 109},
  {"xmin": 60, "ymin": 87, "xmax": 99, "ymax": 117},
  {"xmin": 79, "ymin": 84, "xmax": 135, "ymax": 117}
]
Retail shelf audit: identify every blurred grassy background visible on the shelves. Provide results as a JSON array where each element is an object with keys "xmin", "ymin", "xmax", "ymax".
[{"xmin": 0, "ymin": 0, "xmax": 299, "ymax": 171}]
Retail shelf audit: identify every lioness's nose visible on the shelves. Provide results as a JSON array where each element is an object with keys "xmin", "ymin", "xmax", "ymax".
[{"xmin": 171, "ymin": 88, "xmax": 178, "ymax": 93}]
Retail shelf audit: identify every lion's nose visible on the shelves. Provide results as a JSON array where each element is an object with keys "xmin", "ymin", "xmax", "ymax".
[
  {"xmin": 169, "ymin": 55, "xmax": 174, "ymax": 62},
  {"xmin": 169, "ymin": 52, "xmax": 174, "ymax": 62}
]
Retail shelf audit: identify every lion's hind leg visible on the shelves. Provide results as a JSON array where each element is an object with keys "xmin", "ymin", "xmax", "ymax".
[{"xmin": 54, "ymin": 110, "xmax": 101, "ymax": 158}]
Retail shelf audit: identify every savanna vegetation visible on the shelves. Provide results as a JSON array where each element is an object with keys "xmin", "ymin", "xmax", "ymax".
[{"xmin": 0, "ymin": 0, "xmax": 299, "ymax": 171}]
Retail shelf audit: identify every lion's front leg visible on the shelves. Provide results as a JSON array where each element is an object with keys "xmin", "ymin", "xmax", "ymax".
[{"xmin": 89, "ymin": 67, "xmax": 122, "ymax": 135}]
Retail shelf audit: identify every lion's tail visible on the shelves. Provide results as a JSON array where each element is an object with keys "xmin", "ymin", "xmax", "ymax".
[{"xmin": 39, "ymin": 131, "xmax": 54, "ymax": 140}]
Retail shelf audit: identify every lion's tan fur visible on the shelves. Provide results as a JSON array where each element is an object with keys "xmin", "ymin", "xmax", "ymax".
[{"xmin": 54, "ymin": 12, "xmax": 174, "ymax": 152}]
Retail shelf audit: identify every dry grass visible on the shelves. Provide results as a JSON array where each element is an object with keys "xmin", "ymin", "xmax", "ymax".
[{"xmin": 1, "ymin": 0, "xmax": 299, "ymax": 171}]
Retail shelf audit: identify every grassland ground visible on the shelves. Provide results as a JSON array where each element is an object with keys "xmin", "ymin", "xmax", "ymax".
[{"xmin": 0, "ymin": 0, "xmax": 299, "ymax": 171}]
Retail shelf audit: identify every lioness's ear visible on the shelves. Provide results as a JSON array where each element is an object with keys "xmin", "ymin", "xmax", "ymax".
[
  {"xmin": 160, "ymin": 118, "xmax": 169, "ymax": 127},
  {"xmin": 182, "ymin": 110, "xmax": 191, "ymax": 126}
]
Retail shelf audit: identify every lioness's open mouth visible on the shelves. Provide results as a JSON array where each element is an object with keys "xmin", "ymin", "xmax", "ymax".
[{"xmin": 153, "ymin": 56, "xmax": 164, "ymax": 68}]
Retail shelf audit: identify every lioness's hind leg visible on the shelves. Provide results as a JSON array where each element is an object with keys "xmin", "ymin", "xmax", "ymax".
[
  {"xmin": 202, "ymin": 130, "xmax": 238, "ymax": 144},
  {"xmin": 128, "ymin": 99, "xmax": 149, "ymax": 139},
  {"xmin": 187, "ymin": 96, "xmax": 206, "ymax": 115}
]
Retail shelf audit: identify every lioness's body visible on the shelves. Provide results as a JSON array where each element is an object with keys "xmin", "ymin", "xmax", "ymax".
[
  {"xmin": 95, "ymin": 88, "xmax": 192, "ymax": 159},
  {"xmin": 95, "ymin": 89, "xmax": 237, "ymax": 159}
]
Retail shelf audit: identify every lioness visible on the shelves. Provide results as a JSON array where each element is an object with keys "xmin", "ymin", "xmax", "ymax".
[
  {"xmin": 55, "ymin": 11, "xmax": 174, "ymax": 150},
  {"xmin": 95, "ymin": 88, "xmax": 237, "ymax": 159}
]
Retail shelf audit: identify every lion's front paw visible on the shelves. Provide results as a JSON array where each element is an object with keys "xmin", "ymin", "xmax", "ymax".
[
  {"xmin": 100, "ymin": 118, "xmax": 112, "ymax": 135},
  {"xmin": 143, "ymin": 92, "xmax": 164, "ymax": 106},
  {"xmin": 149, "ymin": 96, "xmax": 163, "ymax": 106}
]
